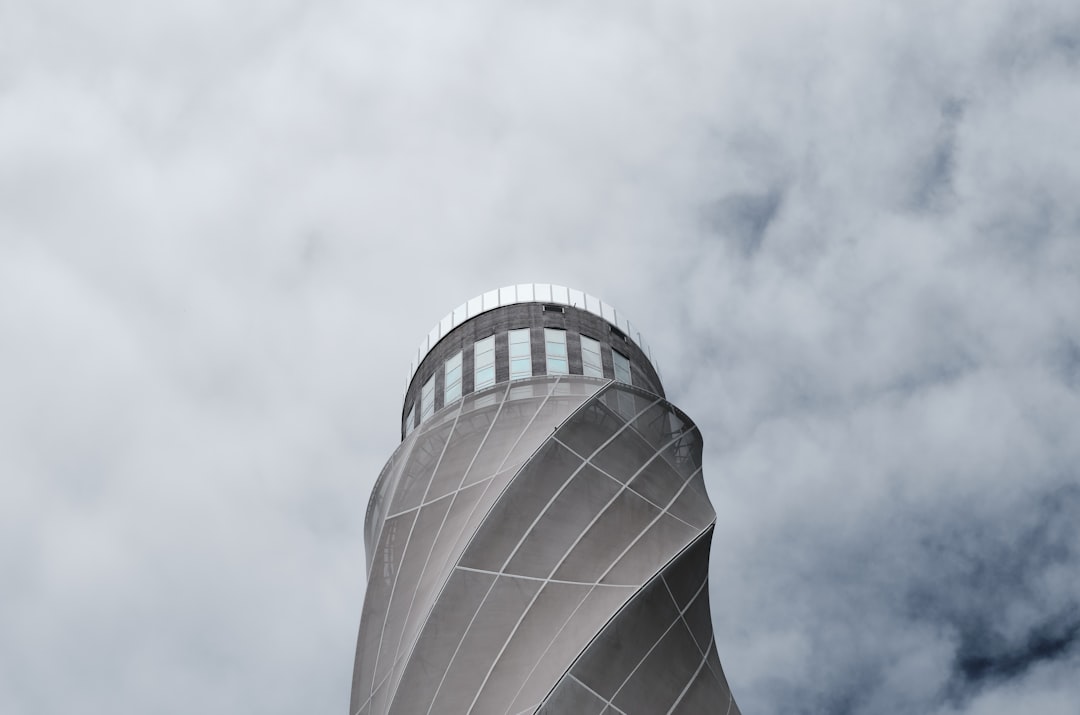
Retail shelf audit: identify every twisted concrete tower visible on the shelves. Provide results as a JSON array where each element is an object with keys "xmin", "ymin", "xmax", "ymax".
[{"xmin": 351, "ymin": 285, "xmax": 740, "ymax": 715}]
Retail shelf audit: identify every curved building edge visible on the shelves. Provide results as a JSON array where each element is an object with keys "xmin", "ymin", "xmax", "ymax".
[
  {"xmin": 405, "ymin": 284, "xmax": 661, "ymax": 390},
  {"xmin": 352, "ymin": 377, "xmax": 737, "ymax": 714},
  {"xmin": 400, "ymin": 299, "xmax": 663, "ymax": 441}
]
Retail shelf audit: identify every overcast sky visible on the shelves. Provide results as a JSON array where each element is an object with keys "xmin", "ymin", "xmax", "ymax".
[{"xmin": 2, "ymin": 1, "xmax": 1079, "ymax": 713}]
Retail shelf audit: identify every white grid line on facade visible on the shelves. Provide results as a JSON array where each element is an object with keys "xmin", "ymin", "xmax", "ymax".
[
  {"xmin": 595, "ymin": 576, "xmax": 711, "ymax": 713},
  {"xmin": 553, "ymin": 436, "xmax": 701, "ymax": 533},
  {"xmin": 385, "ymin": 381, "xmax": 563, "ymax": 711},
  {"xmin": 382, "ymin": 393, "xmax": 520, "ymax": 521},
  {"xmin": 568, "ymin": 674, "xmax": 629, "ymax": 715},
  {"xmin": 664, "ymin": 635, "xmax": 716, "ymax": 715},
  {"xmin": 462, "ymin": 399, "xmax": 667, "ymax": 714},
  {"xmin": 469, "ymin": 429, "xmax": 700, "ymax": 714},
  {"xmin": 356, "ymin": 385, "xmax": 513, "ymax": 715},
  {"xmin": 665, "ymin": 566, "xmax": 730, "ymax": 692},
  {"xmin": 386, "ymin": 378, "xmax": 604, "ymax": 715},
  {"xmin": 364, "ymin": 435, "xmax": 421, "ymax": 584},
  {"xmin": 376, "ymin": 382, "xmax": 519, "ymax": 715},
  {"xmin": 499, "ymin": 583, "xmax": 601, "ymax": 715},
  {"xmin": 499, "ymin": 430, "xmax": 706, "ymax": 711},
  {"xmin": 422, "ymin": 380, "xmax": 578, "ymax": 715},
  {"xmin": 455, "ymin": 565, "xmax": 636, "ymax": 589},
  {"xmin": 661, "ymin": 574, "xmax": 710, "ymax": 660},
  {"xmin": 524, "ymin": 533, "xmax": 712, "ymax": 715},
  {"xmin": 361, "ymin": 383, "xmax": 718, "ymax": 715},
  {"xmin": 366, "ymin": 400, "xmax": 466, "ymax": 701},
  {"xmin": 423, "ymin": 576, "xmax": 501, "ymax": 715},
  {"xmin": 496, "ymin": 398, "xmax": 664, "ymax": 574}
]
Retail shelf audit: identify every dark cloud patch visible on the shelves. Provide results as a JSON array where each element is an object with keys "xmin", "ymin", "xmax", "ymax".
[
  {"xmin": 701, "ymin": 188, "xmax": 784, "ymax": 257},
  {"xmin": 954, "ymin": 610, "xmax": 1080, "ymax": 688},
  {"xmin": 902, "ymin": 486, "xmax": 1080, "ymax": 703},
  {"xmin": 908, "ymin": 100, "xmax": 964, "ymax": 213},
  {"xmin": 1051, "ymin": 339, "xmax": 1080, "ymax": 391}
]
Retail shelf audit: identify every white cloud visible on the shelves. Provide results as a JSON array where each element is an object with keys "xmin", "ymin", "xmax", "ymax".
[{"xmin": 2, "ymin": 0, "xmax": 1078, "ymax": 713}]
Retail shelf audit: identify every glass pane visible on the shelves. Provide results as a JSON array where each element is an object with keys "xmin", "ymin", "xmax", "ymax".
[
  {"xmin": 476, "ymin": 336, "xmax": 495, "ymax": 358},
  {"xmin": 475, "ymin": 365, "xmax": 496, "ymax": 390},
  {"xmin": 510, "ymin": 357, "xmax": 532, "ymax": 379},
  {"xmin": 445, "ymin": 351, "xmax": 463, "ymax": 404},
  {"xmin": 421, "ymin": 375, "xmax": 436, "ymax": 419},
  {"xmin": 475, "ymin": 338, "xmax": 496, "ymax": 390},
  {"xmin": 612, "ymin": 350, "xmax": 632, "ymax": 385},
  {"xmin": 547, "ymin": 357, "xmax": 569, "ymax": 375},
  {"xmin": 581, "ymin": 335, "xmax": 603, "ymax": 378},
  {"xmin": 445, "ymin": 381, "xmax": 461, "ymax": 404}
]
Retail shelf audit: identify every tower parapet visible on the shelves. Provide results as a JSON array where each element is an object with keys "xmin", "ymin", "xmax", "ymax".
[{"xmin": 402, "ymin": 284, "xmax": 662, "ymax": 440}]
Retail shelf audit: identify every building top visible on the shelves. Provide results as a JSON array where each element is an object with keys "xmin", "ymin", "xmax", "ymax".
[{"xmin": 405, "ymin": 283, "xmax": 659, "ymax": 393}]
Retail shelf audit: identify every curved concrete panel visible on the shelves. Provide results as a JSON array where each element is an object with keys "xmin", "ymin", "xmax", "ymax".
[{"xmin": 351, "ymin": 377, "xmax": 740, "ymax": 714}]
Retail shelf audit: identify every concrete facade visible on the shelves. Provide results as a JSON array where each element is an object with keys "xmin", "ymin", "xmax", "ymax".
[{"xmin": 352, "ymin": 296, "xmax": 740, "ymax": 715}]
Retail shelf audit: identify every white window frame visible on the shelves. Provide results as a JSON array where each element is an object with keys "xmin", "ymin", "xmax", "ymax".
[
  {"xmin": 544, "ymin": 328, "xmax": 569, "ymax": 375},
  {"xmin": 509, "ymin": 328, "xmax": 532, "ymax": 380},
  {"xmin": 444, "ymin": 351, "xmax": 463, "ymax": 404},
  {"xmin": 474, "ymin": 335, "xmax": 496, "ymax": 391},
  {"xmin": 580, "ymin": 334, "xmax": 603, "ymax": 378},
  {"xmin": 420, "ymin": 374, "xmax": 435, "ymax": 419},
  {"xmin": 613, "ymin": 349, "xmax": 632, "ymax": 385}
]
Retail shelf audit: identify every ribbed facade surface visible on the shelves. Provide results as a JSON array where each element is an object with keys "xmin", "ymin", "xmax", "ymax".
[{"xmin": 352, "ymin": 296, "xmax": 740, "ymax": 715}]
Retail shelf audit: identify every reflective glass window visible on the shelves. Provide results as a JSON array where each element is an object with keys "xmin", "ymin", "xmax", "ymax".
[
  {"xmin": 421, "ymin": 374, "xmax": 435, "ymax": 420},
  {"xmin": 404, "ymin": 403, "xmax": 416, "ymax": 436},
  {"xmin": 544, "ymin": 328, "xmax": 568, "ymax": 375},
  {"xmin": 474, "ymin": 336, "xmax": 496, "ymax": 390},
  {"xmin": 444, "ymin": 351, "xmax": 463, "ymax": 404},
  {"xmin": 613, "ymin": 349, "xmax": 632, "ymax": 385},
  {"xmin": 580, "ymin": 334, "xmax": 603, "ymax": 378},
  {"xmin": 509, "ymin": 328, "xmax": 532, "ymax": 380}
]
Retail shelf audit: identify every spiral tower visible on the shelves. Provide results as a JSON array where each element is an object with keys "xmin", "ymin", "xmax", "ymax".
[{"xmin": 351, "ymin": 285, "xmax": 740, "ymax": 715}]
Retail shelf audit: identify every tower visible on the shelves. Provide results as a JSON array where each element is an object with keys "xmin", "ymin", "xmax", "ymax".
[{"xmin": 351, "ymin": 284, "xmax": 740, "ymax": 715}]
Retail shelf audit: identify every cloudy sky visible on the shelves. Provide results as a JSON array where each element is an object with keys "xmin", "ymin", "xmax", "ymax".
[{"xmin": 2, "ymin": 1, "xmax": 1079, "ymax": 713}]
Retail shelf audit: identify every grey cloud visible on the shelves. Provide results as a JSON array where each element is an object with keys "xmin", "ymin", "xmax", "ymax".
[
  {"xmin": 3, "ymin": 1, "xmax": 1080, "ymax": 714},
  {"xmin": 702, "ymin": 188, "xmax": 784, "ymax": 257}
]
